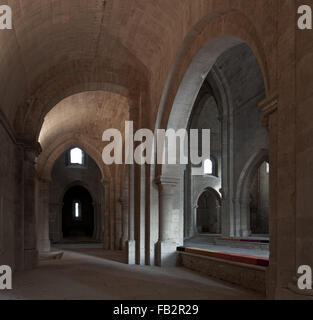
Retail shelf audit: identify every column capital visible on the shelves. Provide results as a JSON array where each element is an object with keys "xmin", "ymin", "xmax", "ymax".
[
  {"xmin": 154, "ymin": 175, "xmax": 180, "ymax": 187},
  {"xmin": 154, "ymin": 176, "xmax": 180, "ymax": 196},
  {"xmin": 259, "ymin": 94, "xmax": 278, "ymax": 127},
  {"xmin": 16, "ymin": 137, "xmax": 42, "ymax": 162}
]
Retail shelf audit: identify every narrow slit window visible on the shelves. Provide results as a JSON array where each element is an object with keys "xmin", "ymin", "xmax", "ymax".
[{"xmin": 73, "ymin": 201, "xmax": 81, "ymax": 220}]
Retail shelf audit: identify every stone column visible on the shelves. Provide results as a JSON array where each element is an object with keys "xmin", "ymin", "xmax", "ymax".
[
  {"xmin": 155, "ymin": 176, "xmax": 180, "ymax": 267},
  {"xmin": 135, "ymin": 164, "xmax": 145, "ymax": 265},
  {"xmin": 126, "ymin": 165, "xmax": 136, "ymax": 264},
  {"xmin": 119, "ymin": 199, "xmax": 128, "ymax": 250},
  {"xmin": 109, "ymin": 182, "xmax": 116, "ymax": 250},
  {"xmin": 115, "ymin": 199, "xmax": 122, "ymax": 250},
  {"xmin": 98, "ymin": 184, "xmax": 105, "ymax": 242},
  {"xmin": 238, "ymin": 197, "xmax": 251, "ymax": 237},
  {"xmin": 36, "ymin": 178, "xmax": 51, "ymax": 252},
  {"xmin": 93, "ymin": 201, "xmax": 101, "ymax": 241},
  {"xmin": 14, "ymin": 145, "xmax": 25, "ymax": 270},
  {"xmin": 49, "ymin": 202, "xmax": 62, "ymax": 242},
  {"xmin": 260, "ymin": 94, "xmax": 279, "ymax": 298},
  {"xmin": 193, "ymin": 205, "xmax": 199, "ymax": 234},
  {"xmin": 216, "ymin": 204, "xmax": 222, "ymax": 234},
  {"xmin": 102, "ymin": 180, "xmax": 111, "ymax": 250},
  {"xmin": 22, "ymin": 142, "xmax": 41, "ymax": 269}
]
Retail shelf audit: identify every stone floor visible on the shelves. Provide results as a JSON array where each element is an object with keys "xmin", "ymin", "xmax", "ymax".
[{"xmin": 0, "ymin": 247, "xmax": 265, "ymax": 300}]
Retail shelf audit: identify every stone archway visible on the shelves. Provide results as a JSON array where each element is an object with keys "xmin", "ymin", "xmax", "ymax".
[
  {"xmin": 196, "ymin": 188, "xmax": 222, "ymax": 234},
  {"xmin": 154, "ymin": 10, "xmax": 270, "ymax": 266}
]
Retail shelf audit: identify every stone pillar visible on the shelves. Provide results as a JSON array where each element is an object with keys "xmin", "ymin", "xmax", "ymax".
[
  {"xmin": 155, "ymin": 176, "xmax": 180, "ymax": 267},
  {"xmin": 126, "ymin": 165, "xmax": 136, "ymax": 264},
  {"xmin": 193, "ymin": 205, "xmax": 199, "ymax": 234},
  {"xmin": 109, "ymin": 182, "xmax": 115, "ymax": 250},
  {"xmin": 220, "ymin": 192, "xmax": 235, "ymax": 238},
  {"xmin": 14, "ymin": 145, "xmax": 25, "ymax": 270},
  {"xmin": 135, "ymin": 164, "xmax": 145, "ymax": 265},
  {"xmin": 119, "ymin": 199, "xmax": 128, "ymax": 249},
  {"xmin": 93, "ymin": 201, "xmax": 101, "ymax": 241},
  {"xmin": 103, "ymin": 180, "xmax": 111, "ymax": 250},
  {"xmin": 216, "ymin": 204, "xmax": 222, "ymax": 234},
  {"xmin": 260, "ymin": 94, "xmax": 279, "ymax": 298},
  {"xmin": 49, "ymin": 202, "xmax": 62, "ymax": 242},
  {"xmin": 22, "ymin": 142, "xmax": 41, "ymax": 269},
  {"xmin": 115, "ymin": 199, "xmax": 122, "ymax": 250},
  {"xmin": 36, "ymin": 178, "xmax": 51, "ymax": 252},
  {"xmin": 237, "ymin": 197, "xmax": 251, "ymax": 237}
]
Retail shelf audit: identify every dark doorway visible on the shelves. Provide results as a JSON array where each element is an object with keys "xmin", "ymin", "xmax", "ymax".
[
  {"xmin": 196, "ymin": 188, "xmax": 221, "ymax": 234},
  {"xmin": 62, "ymin": 185, "xmax": 94, "ymax": 239}
]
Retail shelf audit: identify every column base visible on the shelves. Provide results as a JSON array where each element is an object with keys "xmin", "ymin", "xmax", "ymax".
[
  {"xmin": 126, "ymin": 240, "xmax": 136, "ymax": 265},
  {"xmin": 38, "ymin": 238, "xmax": 51, "ymax": 253},
  {"xmin": 24, "ymin": 248, "xmax": 38, "ymax": 270},
  {"xmin": 155, "ymin": 241, "xmax": 179, "ymax": 267}
]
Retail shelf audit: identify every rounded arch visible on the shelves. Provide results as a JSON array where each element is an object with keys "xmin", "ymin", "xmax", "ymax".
[
  {"xmin": 155, "ymin": 9, "xmax": 270, "ymax": 179},
  {"xmin": 195, "ymin": 187, "xmax": 222, "ymax": 208},
  {"xmin": 14, "ymin": 58, "xmax": 150, "ymax": 141},
  {"xmin": 32, "ymin": 81, "xmax": 132, "ymax": 141},
  {"xmin": 37, "ymin": 134, "xmax": 111, "ymax": 183},
  {"xmin": 61, "ymin": 180, "xmax": 95, "ymax": 205}
]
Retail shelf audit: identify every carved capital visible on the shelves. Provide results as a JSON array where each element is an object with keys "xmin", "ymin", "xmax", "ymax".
[
  {"xmin": 259, "ymin": 94, "xmax": 278, "ymax": 127},
  {"xmin": 17, "ymin": 137, "xmax": 42, "ymax": 157},
  {"xmin": 154, "ymin": 175, "xmax": 180, "ymax": 194}
]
